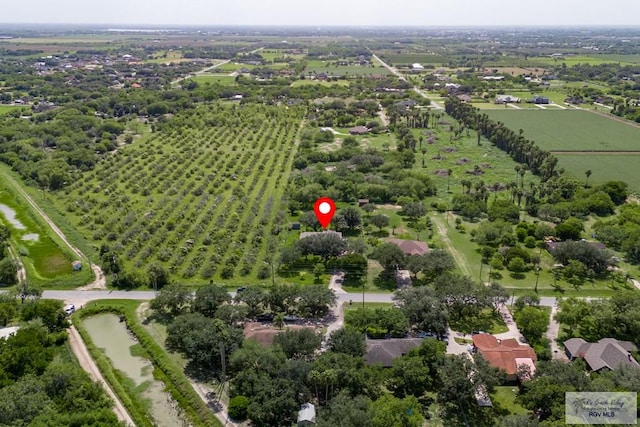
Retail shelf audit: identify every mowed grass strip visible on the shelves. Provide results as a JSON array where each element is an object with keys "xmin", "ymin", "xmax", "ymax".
[{"xmin": 485, "ymin": 109, "xmax": 640, "ymax": 152}]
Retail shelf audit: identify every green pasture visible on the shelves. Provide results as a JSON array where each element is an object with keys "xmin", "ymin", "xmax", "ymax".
[
  {"xmin": 290, "ymin": 79, "xmax": 350, "ymax": 87},
  {"xmin": 304, "ymin": 60, "xmax": 390, "ymax": 77},
  {"xmin": 0, "ymin": 105, "xmax": 25, "ymax": 115},
  {"xmin": 527, "ymin": 55, "xmax": 635, "ymax": 67},
  {"xmin": 554, "ymin": 153, "xmax": 640, "ymax": 193},
  {"xmin": 191, "ymin": 74, "xmax": 236, "ymax": 86},
  {"xmin": 431, "ymin": 213, "xmax": 626, "ymax": 298},
  {"xmin": 0, "ymin": 180, "xmax": 91, "ymax": 286},
  {"xmin": 380, "ymin": 53, "xmax": 449, "ymax": 65},
  {"xmin": 485, "ymin": 109, "xmax": 640, "ymax": 152}
]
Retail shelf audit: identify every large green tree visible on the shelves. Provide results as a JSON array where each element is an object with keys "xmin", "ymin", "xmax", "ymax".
[
  {"xmin": 166, "ymin": 313, "xmax": 243, "ymax": 379},
  {"xmin": 192, "ymin": 283, "xmax": 230, "ymax": 318}
]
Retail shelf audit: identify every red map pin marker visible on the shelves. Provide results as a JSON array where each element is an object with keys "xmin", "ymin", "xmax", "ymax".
[{"xmin": 314, "ymin": 197, "xmax": 336, "ymax": 229}]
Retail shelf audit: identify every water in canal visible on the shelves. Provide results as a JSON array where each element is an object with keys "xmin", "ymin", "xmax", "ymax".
[{"xmin": 83, "ymin": 314, "xmax": 189, "ymax": 427}]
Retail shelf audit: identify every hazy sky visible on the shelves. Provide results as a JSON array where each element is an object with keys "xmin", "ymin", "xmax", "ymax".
[{"xmin": 3, "ymin": 0, "xmax": 640, "ymax": 27}]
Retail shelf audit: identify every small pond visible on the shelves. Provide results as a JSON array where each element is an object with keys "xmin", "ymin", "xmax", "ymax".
[
  {"xmin": 83, "ymin": 314, "xmax": 189, "ymax": 427},
  {"xmin": 0, "ymin": 203, "xmax": 26, "ymax": 229}
]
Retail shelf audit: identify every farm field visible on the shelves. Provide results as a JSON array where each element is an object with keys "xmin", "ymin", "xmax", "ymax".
[
  {"xmin": 304, "ymin": 60, "xmax": 390, "ymax": 77},
  {"xmin": 554, "ymin": 153, "xmax": 640, "ymax": 192},
  {"xmin": 485, "ymin": 109, "xmax": 640, "ymax": 152},
  {"xmin": 378, "ymin": 53, "xmax": 449, "ymax": 65},
  {"xmin": 49, "ymin": 103, "xmax": 304, "ymax": 284}
]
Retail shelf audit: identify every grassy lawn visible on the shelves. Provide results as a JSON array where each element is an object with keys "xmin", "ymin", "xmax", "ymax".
[
  {"xmin": 492, "ymin": 386, "xmax": 528, "ymax": 415},
  {"xmin": 0, "ymin": 105, "xmax": 26, "ymax": 115},
  {"xmin": 191, "ymin": 74, "xmax": 237, "ymax": 86},
  {"xmin": 449, "ymin": 309, "xmax": 508, "ymax": 335}
]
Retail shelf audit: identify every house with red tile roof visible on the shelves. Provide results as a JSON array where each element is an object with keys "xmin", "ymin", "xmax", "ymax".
[{"xmin": 472, "ymin": 334, "xmax": 537, "ymax": 381}]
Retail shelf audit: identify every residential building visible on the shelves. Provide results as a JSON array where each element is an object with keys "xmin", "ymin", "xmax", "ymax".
[
  {"xmin": 564, "ymin": 338, "xmax": 640, "ymax": 372},
  {"xmin": 495, "ymin": 95, "xmax": 521, "ymax": 104},
  {"xmin": 472, "ymin": 334, "xmax": 537, "ymax": 381},
  {"xmin": 387, "ymin": 238, "xmax": 429, "ymax": 256},
  {"xmin": 364, "ymin": 338, "xmax": 423, "ymax": 367}
]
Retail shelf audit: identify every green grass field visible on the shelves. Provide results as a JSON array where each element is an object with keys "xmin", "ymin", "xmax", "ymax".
[
  {"xmin": 0, "ymin": 181, "xmax": 91, "ymax": 286},
  {"xmin": 0, "ymin": 105, "xmax": 26, "ymax": 115},
  {"xmin": 304, "ymin": 60, "xmax": 390, "ymax": 77},
  {"xmin": 485, "ymin": 110, "xmax": 640, "ymax": 152},
  {"xmin": 380, "ymin": 53, "xmax": 449, "ymax": 65},
  {"xmin": 290, "ymin": 79, "xmax": 350, "ymax": 87},
  {"xmin": 554, "ymin": 153, "xmax": 640, "ymax": 192},
  {"xmin": 191, "ymin": 74, "xmax": 237, "ymax": 86}
]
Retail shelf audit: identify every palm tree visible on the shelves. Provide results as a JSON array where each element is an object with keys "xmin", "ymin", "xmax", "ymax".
[
  {"xmin": 585, "ymin": 169, "xmax": 592, "ymax": 187},
  {"xmin": 274, "ymin": 312, "xmax": 285, "ymax": 329}
]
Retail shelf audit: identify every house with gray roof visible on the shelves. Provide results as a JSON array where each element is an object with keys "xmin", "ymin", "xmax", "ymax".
[
  {"xmin": 364, "ymin": 338, "xmax": 423, "ymax": 367},
  {"xmin": 564, "ymin": 338, "xmax": 639, "ymax": 372}
]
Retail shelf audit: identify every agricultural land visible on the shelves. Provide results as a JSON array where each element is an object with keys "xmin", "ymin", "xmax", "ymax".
[{"xmin": 0, "ymin": 25, "xmax": 640, "ymax": 427}]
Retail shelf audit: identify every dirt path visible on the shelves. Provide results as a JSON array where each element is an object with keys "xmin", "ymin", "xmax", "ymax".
[
  {"xmin": 67, "ymin": 325, "xmax": 134, "ymax": 426},
  {"xmin": 377, "ymin": 109, "xmax": 389, "ymax": 127},
  {"xmin": 432, "ymin": 214, "xmax": 470, "ymax": 276},
  {"xmin": 0, "ymin": 171, "xmax": 106, "ymax": 289},
  {"xmin": 6, "ymin": 245, "xmax": 26, "ymax": 283}
]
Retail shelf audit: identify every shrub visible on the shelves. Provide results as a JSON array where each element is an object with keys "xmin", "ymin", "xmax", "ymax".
[{"xmin": 229, "ymin": 396, "xmax": 249, "ymax": 420}]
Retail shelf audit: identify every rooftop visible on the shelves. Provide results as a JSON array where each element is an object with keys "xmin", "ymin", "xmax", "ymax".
[
  {"xmin": 472, "ymin": 334, "xmax": 537, "ymax": 375},
  {"xmin": 387, "ymin": 238, "xmax": 429, "ymax": 256},
  {"xmin": 564, "ymin": 338, "xmax": 639, "ymax": 371},
  {"xmin": 364, "ymin": 338, "xmax": 423, "ymax": 367}
]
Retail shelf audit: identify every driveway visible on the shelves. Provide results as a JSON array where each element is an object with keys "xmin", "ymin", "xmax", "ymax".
[
  {"xmin": 493, "ymin": 304, "xmax": 525, "ymax": 342},
  {"xmin": 546, "ymin": 305, "xmax": 568, "ymax": 361}
]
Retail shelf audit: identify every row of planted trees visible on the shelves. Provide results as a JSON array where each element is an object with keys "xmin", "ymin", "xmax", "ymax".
[
  {"xmin": 444, "ymin": 96, "xmax": 560, "ymax": 181},
  {"xmin": 52, "ymin": 104, "xmax": 304, "ymax": 284}
]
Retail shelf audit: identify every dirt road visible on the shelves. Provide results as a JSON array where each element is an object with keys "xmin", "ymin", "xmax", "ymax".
[
  {"xmin": 67, "ymin": 325, "xmax": 134, "ymax": 426},
  {"xmin": 1, "ymin": 171, "xmax": 106, "ymax": 289},
  {"xmin": 432, "ymin": 214, "xmax": 471, "ymax": 276},
  {"xmin": 136, "ymin": 302, "xmax": 238, "ymax": 427}
]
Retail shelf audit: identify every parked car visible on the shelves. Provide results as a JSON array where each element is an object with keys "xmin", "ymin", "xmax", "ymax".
[
  {"xmin": 255, "ymin": 313, "xmax": 274, "ymax": 322},
  {"xmin": 64, "ymin": 304, "xmax": 75, "ymax": 315}
]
